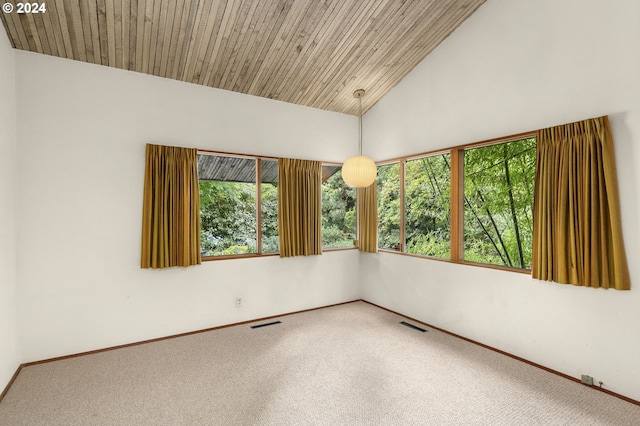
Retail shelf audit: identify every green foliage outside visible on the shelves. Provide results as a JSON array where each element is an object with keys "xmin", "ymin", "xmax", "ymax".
[
  {"xmin": 377, "ymin": 163, "xmax": 401, "ymax": 250},
  {"xmin": 463, "ymin": 138, "xmax": 536, "ymax": 269},
  {"xmin": 405, "ymin": 154, "xmax": 451, "ymax": 258},
  {"xmin": 199, "ymin": 181, "xmax": 258, "ymax": 256},
  {"xmin": 376, "ymin": 138, "xmax": 536, "ymax": 269},
  {"xmin": 199, "ymin": 138, "xmax": 535, "ymax": 266},
  {"xmin": 321, "ymin": 169, "xmax": 356, "ymax": 248},
  {"xmin": 199, "ymin": 180, "xmax": 280, "ymax": 256},
  {"xmin": 199, "ymin": 167, "xmax": 356, "ymax": 256},
  {"xmin": 261, "ymin": 183, "xmax": 279, "ymax": 254}
]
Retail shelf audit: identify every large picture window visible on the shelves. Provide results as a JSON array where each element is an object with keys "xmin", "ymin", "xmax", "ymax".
[
  {"xmin": 376, "ymin": 135, "xmax": 536, "ymax": 271},
  {"xmin": 197, "ymin": 153, "xmax": 360, "ymax": 259},
  {"xmin": 463, "ymin": 138, "xmax": 536, "ymax": 269},
  {"xmin": 198, "ymin": 153, "xmax": 279, "ymax": 258}
]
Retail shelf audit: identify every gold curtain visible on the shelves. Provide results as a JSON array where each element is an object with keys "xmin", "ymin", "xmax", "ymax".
[
  {"xmin": 532, "ymin": 116, "xmax": 630, "ymax": 289},
  {"xmin": 277, "ymin": 158, "xmax": 322, "ymax": 257},
  {"xmin": 141, "ymin": 144, "xmax": 201, "ymax": 268},
  {"xmin": 357, "ymin": 182, "xmax": 378, "ymax": 253}
]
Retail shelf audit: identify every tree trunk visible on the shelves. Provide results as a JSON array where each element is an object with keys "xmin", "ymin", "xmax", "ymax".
[{"xmin": 503, "ymin": 144, "xmax": 525, "ymax": 268}]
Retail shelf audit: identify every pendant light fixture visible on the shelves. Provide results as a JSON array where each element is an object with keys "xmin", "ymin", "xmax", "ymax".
[{"xmin": 341, "ymin": 89, "xmax": 377, "ymax": 188}]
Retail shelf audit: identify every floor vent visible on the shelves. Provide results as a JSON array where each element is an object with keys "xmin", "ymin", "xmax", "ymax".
[
  {"xmin": 400, "ymin": 321, "xmax": 428, "ymax": 333},
  {"xmin": 250, "ymin": 321, "xmax": 282, "ymax": 329}
]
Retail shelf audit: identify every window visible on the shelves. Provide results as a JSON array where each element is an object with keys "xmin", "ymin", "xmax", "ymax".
[
  {"xmin": 321, "ymin": 166, "xmax": 356, "ymax": 249},
  {"xmin": 405, "ymin": 154, "xmax": 451, "ymax": 259},
  {"xmin": 198, "ymin": 153, "xmax": 278, "ymax": 257},
  {"xmin": 198, "ymin": 154, "xmax": 359, "ymax": 258},
  {"xmin": 376, "ymin": 135, "xmax": 536, "ymax": 271},
  {"xmin": 463, "ymin": 138, "xmax": 536, "ymax": 268},
  {"xmin": 377, "ymin": 163, "xmax": 401, "ymax": 251}
]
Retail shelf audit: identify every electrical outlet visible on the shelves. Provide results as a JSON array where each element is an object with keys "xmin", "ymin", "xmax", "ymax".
[
  {"xmin": 581, "ymin": 374, "xmax": 594, "ymax": 385},
  {"xmin": 235, "ymin": 297, "xmax": 242, "ymax": 308}
]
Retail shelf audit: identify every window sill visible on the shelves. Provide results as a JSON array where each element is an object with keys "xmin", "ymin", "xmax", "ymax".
[
  {"xmin": 201, "ymin": 247, "xmax": 357, "ymax": 261},
  {"xmin": 377, "ymin": 249, "xmax": 531, "ymax": 274},
  {"xmin": 201, "ymin": 252, "xmax": 280, "ymax": 261},
  {"xmin": 322, "ymin": 246, "xmax": 357, "ymax": 252}
]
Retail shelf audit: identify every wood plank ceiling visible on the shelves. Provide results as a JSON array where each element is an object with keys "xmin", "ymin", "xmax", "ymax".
[{"xmin": 0, "ymin": 0, "xmax": 485, "ymax": 115}]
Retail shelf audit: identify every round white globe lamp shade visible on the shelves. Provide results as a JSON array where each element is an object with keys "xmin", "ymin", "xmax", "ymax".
[{"xmin": 342, "ymin": 155, "xmax": 377, "ymax": 188}]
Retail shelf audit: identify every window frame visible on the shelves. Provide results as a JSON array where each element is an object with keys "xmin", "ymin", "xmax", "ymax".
[
  {"xmin": 197, "ymin": 151, "xmax": 357, "ymax": 261},
  {"xmin": 403, "ymin": 151, "xmax": 452, "ymax": 259},
  {"xmin": 376, "ymin": 131, "xmax": 536, "ymax": 274},
  {"xmin": 198, "ymin": 150, "xmax": 280, "ymax": 261}
]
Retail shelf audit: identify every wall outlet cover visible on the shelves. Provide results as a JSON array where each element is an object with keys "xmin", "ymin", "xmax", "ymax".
[{"xmin": 581, "ymin": 375, "xmax": 594, "ymax": 385}]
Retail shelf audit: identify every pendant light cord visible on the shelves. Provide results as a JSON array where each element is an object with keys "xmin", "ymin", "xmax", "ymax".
[
  {"xmin": 353, "ymin": 88, "xmax": 366, "ymax": 156},
  {"xmin": 359, "ymin": 95, "xmax": 363, "ymax": 156}
]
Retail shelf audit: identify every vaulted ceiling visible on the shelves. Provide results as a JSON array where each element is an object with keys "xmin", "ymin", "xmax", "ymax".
[{"xmin": 1, "ymin": 0, "xmax": 485, "ymax": 115}]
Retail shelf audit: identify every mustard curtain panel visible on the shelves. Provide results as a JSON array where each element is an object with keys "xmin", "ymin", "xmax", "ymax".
[
  {"xmin": 141, "ymin": 144, "xmax": 201, "ymax": 268},
  {"xmin": 277, "ymin": 158, "xmax": 322, "ymax": 257},
  {"xmin": 532, "ymin": 116, "xmax": 630, "ymax": 289},
  {"xmin": 357, "ymin": 182, "xmax": 378, "ymax": 253}
]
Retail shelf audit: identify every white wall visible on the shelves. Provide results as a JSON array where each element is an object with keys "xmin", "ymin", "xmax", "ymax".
[
  {"xmin": 0, "ymin": 28, "xmax": 20, "ymax": 391},
  {"xmin": 15, "ymin": 51, "xmax": 361, "ymax": 362},
  {"xmin": 363, "ymin": 0, "xmax": 640, "ymax": 400}
]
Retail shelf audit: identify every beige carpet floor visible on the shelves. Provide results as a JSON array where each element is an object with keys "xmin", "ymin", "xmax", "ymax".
[{"xmin": 1, "ymin": 301, "xmax": 639, "ymax": 425}]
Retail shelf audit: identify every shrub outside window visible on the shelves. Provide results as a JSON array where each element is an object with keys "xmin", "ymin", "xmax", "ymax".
[
  {"xmin": 377, "ymin": 163, "xmax": 401, "ymax": 251},
  {"xmin": 198, "ymin": 154, "xmax": 360, "ymax": 258},
  {"xmin": 322, "ymin": 167, "xmax": 356, "ymax": 249},
  {"xmin": 198, "ymin": 153, "xmax": 279, "ymax": 257},
  {"xmin": 404, "ymin": 154, "xmax": 451, "ymax": 259},
  {"xmin": 199, "ymin": 155, "xmax": 258, "ymax": 256}
]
